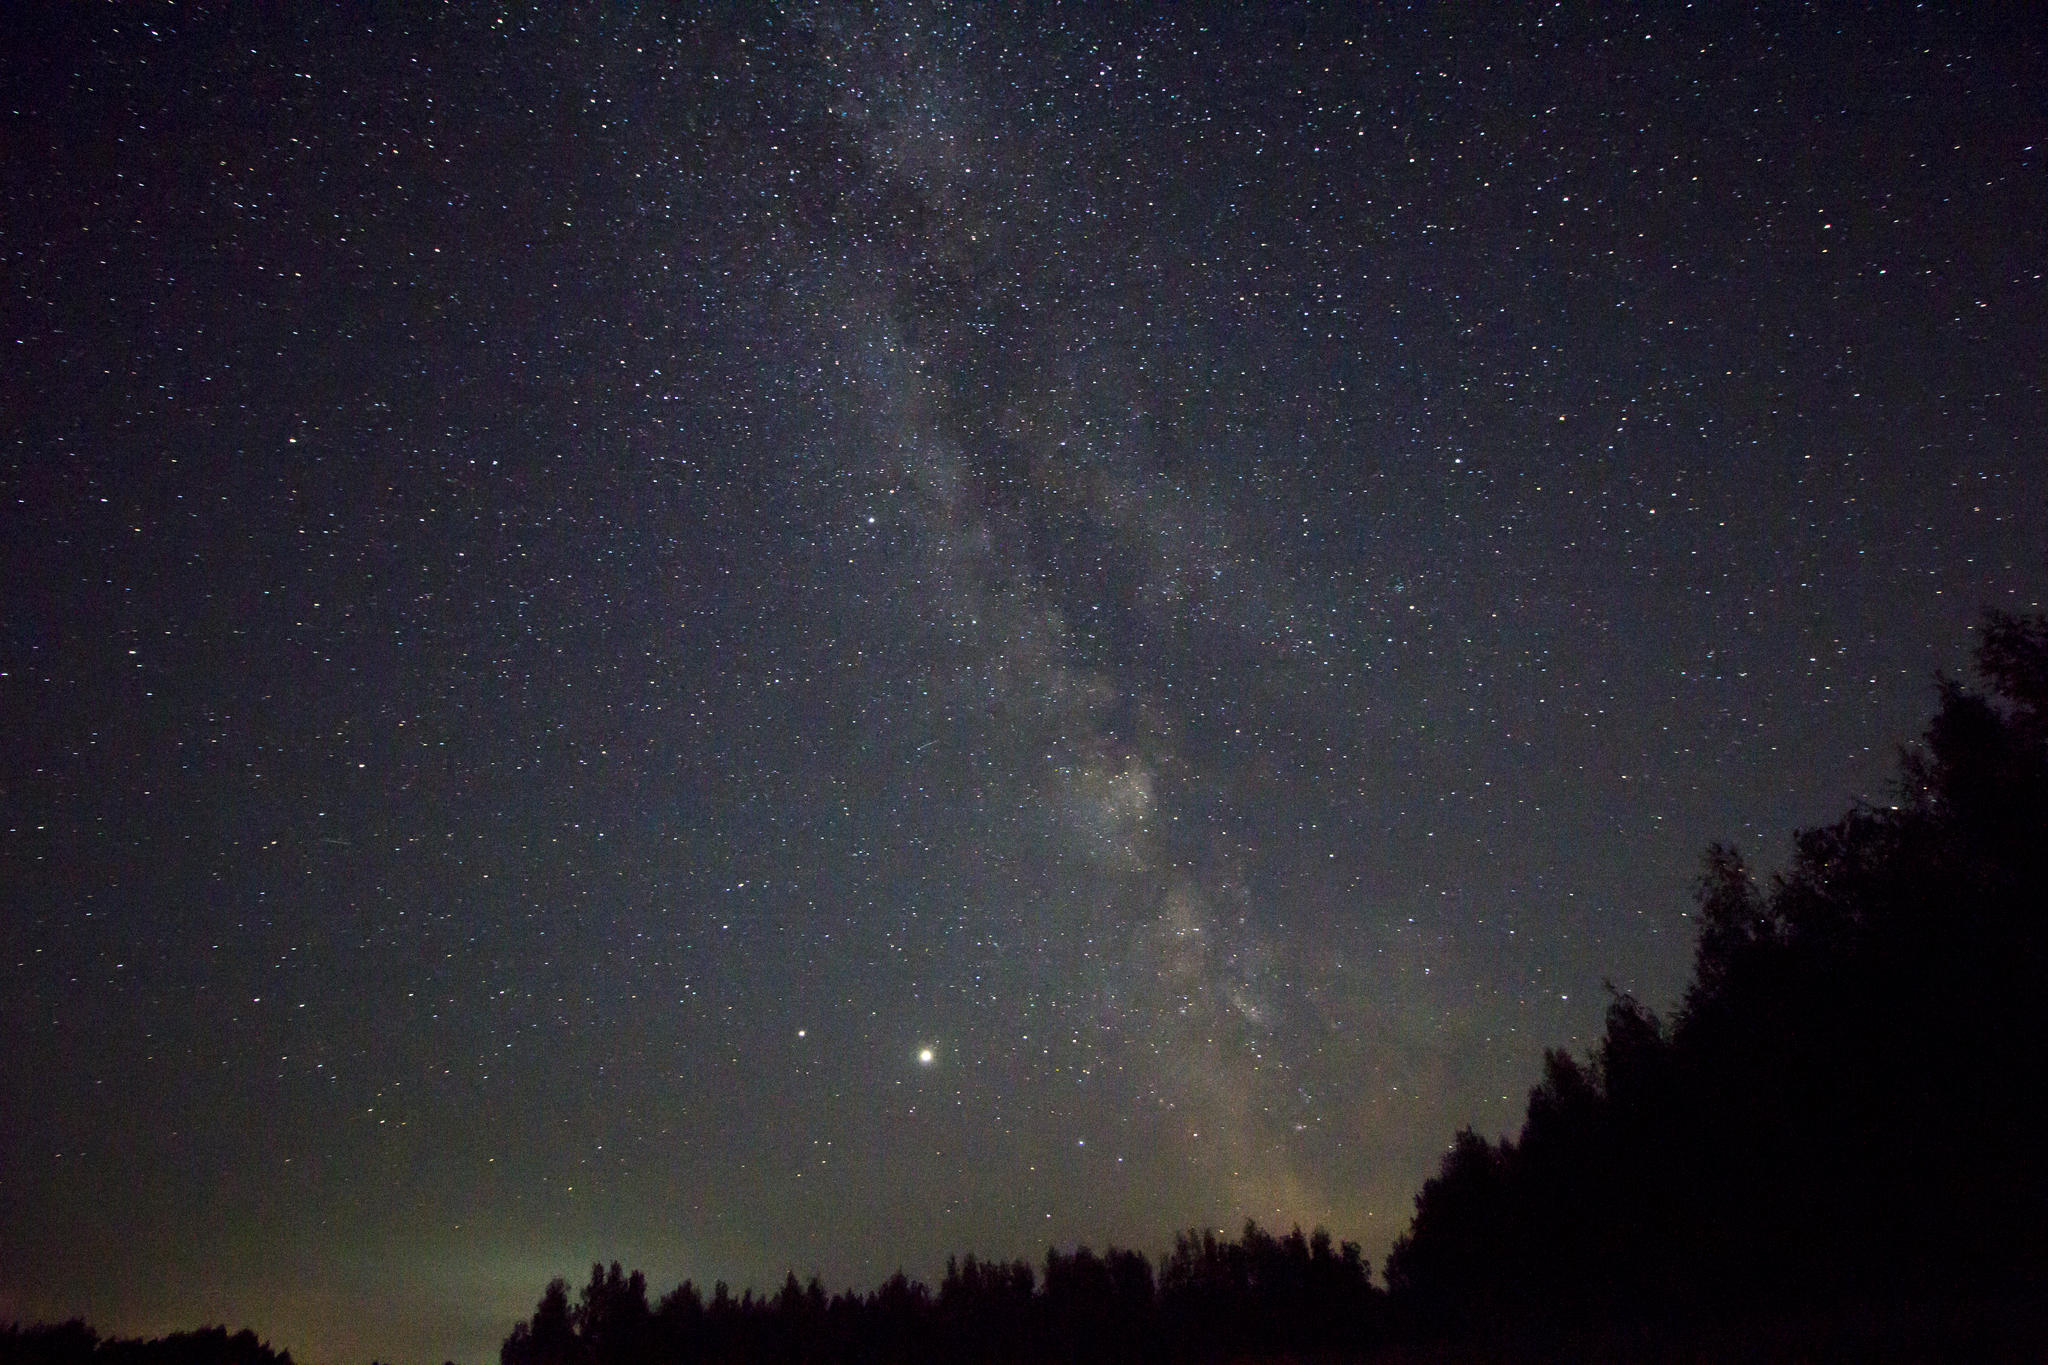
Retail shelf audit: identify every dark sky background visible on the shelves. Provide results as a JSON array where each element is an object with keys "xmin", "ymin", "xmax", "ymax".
[{"xmin": 2, "ymin": 5, "xmax": 2043, "ymax": 1363}]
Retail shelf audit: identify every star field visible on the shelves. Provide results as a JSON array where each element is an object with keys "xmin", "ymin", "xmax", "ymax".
[{"xmin": 1, "ymin": 7, "xmax": 2043, "ymax": 1363}]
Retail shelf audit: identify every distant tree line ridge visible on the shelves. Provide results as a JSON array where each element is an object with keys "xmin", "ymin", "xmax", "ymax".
[
  {"xmin": 501, "ymin": 1224, "xmax": 1378, "ymax": 1365},
  {"xmin": 0, "ymin": 1324, "xmax": 293, "ymax": 1365}
]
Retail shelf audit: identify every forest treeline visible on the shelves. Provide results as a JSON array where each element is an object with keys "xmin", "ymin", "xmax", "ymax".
[
  {"xmin": 0, "ymin": 1325, "xmax": 293, "ymax": 1365},
  {"xmin": 501, "ymin": 1225, "xmax": 1378, "ymax": 1365},
  {"xmin": 488, "ymin": 608, "xmax": 2048, "ymax": 1361},
  {"xmin": 8, "ymin": 610, "xmax": 2045, "ymax": 1362},
  {"xmin": 1379, "ymin": 605, "xmax": 2048, "ymax": 1355}
]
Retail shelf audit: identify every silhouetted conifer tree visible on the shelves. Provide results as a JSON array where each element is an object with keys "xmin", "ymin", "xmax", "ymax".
[{"xmin": 1385, "ymin": 608, "xmax": 2048, "ymax": 1354}]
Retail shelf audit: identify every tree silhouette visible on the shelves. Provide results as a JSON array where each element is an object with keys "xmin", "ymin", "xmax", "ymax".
[
  {"xmin": 1385, "ymin": 607, "xmax": 2048, "ymax": 1354},
  {"xmin": 484, "ymin": 610, "xmax": 2048, "ymax": 1362},
  {"xmin": 1, "ymin": 1325, "xmax": 292, "ymax": 1365},
  {"xmin": 501, "ymin": 1278, "xmax": 578, "ymax": 1365},
  {"xmin": 498, "ymin": 1220, "xmax": 1381, "ymax": 1365}
]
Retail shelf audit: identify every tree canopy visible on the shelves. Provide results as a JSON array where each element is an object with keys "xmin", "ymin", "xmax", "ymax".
[
  {"xmin": 1386, "ymin": 608, "xmax": 2048, "ymax": 1351},
  {"xmin": 498, "ymin": 1223, "xmax": 1380, "ymax": 1365}
]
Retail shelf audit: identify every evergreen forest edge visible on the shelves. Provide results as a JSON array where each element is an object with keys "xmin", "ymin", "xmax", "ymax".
[{"xmin": 8, "ymin": 607, "xmax": 2046, "ymax": 1361}]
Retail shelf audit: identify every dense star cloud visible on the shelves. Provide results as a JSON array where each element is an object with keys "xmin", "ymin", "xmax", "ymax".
[{"xmin": 1, "ymin": 6, "xmax": 2042, "ymax": 1363}]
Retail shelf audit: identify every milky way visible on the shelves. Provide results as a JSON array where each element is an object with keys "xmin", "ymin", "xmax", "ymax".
[{"xmin": 1, "ymin": 7, "xmax": 2042, "ymax": 1363}]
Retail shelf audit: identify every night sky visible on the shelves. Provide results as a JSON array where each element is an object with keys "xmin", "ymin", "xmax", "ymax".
[{"xmin": 3, "ymin": 6, "xmax": 2043, "ymax": 1363}]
